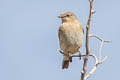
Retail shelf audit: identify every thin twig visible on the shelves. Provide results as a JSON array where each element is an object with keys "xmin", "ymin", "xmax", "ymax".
[
  {"xmin": 81, "ymin": 0, "xmax": 94, "ymax": 80},
  {"xmin": 69, "ymin": 52, "xmax": 108, "ymax": 80},
  {"xmin": 89, "ymin": 34, "xmax": 112, "ymax": 42},
  {"xmin": 59, "ymin": 50, "xmax": 108, "ymax": 80},
  {"xmin": 84, "ymin": 53, "xmax": 98, "ymax": 80},
  {"xmin": 99, "ymin": 40, "xmax": 104, "ymax": 61},
  {"xmin": 85, "ymin": 54, "xmax": 108, "ymax": 80},
  {"xmin": 89, "ymin": 34, "xmax": 111, "ymax": 61}
]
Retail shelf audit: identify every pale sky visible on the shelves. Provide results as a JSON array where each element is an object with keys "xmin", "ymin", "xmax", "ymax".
[{"xmin": 0, "ymin": 0, "xmax": 119, "ymax": 80}]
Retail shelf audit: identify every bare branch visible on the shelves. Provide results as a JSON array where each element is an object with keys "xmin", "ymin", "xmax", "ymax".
[
  {"xmin": 85, "ymin": 54, "xmax": 108, "ymax": 80},
  {"xmin": 99, "ymin": 40, "xmax": 104, "ymax": 61},
  {"xmin": 84, "ymin": 53, "xmax": 98, "ymax": 80},
  {"xmin": 98, "ymin": 56, "xmax": 108, "ymax": 65},
  {"xmin": 59, "ymin": 52, "xmax": 108, "ymax": 80},
  {"xmin": 89, "ymin": 34, "xmax": 111, "ymax": 61},
  {"xmin": 81, "ymin": 0, "xmax": 94, "ymax": 80},
  {"xmin": 89, "ymin": 34, "xmax": 112, "ymax": 42},
  {"xmin": 60, "ymin": 48, "xmax": 109, "ymax": 80}
]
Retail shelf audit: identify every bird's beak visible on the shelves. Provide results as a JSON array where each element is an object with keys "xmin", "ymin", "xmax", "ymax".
[
  {"xmin": 58, "ymin": 16, "xmax": 61, "ymax": 18},
  {"xmin": 58, "ymin": 16, "xmax": 62, "ymax": 18}
]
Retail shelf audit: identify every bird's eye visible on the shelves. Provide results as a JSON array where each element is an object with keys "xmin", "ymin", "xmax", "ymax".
[{"xmin": 66, "ymin": 15, "xmax": 69, "ymax": 17}]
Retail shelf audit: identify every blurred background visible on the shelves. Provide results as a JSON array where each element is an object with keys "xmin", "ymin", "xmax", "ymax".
[{"xmin": 0, "ymin": 0, "xmax": 119, "ymax": 80}]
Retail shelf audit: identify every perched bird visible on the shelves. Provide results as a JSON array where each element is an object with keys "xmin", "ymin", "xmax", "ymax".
[{"xmin": 58, "ymin": 12, "xmax": 84, "ymax": 69}]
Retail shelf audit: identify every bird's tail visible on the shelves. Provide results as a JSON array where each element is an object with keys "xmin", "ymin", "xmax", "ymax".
[{"xmin": 62, "ymin": 56, "xmax": 71, "ymax": 69}]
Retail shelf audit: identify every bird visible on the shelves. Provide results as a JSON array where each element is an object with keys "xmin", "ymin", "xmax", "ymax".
[{"xmin": 58, "ymin": 12, "xmax": 84, "ymax": 69}]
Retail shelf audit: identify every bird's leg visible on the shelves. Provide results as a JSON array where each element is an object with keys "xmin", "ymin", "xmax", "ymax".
[
  {"xmin": 68, "ymin": 52, "xmax": 72, "ymax": 62},
  {"xmin": 59, "ymin": 50, "xmax": 72, "ymax": 62},
  {"xmin": 78, "ymin": 51, "xmax": 82, "ymax": 60}
]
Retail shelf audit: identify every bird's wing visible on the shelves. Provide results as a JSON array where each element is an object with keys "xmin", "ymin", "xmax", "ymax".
[
  {"xmin": 58, "ymin": 26, "xmax": 63, "ymax": 40},
  {"xmin": 82, "ymin": 27, "xmax": 84, "ymax": 34},
  {"xmin": 79, "ymin": 24, "xmax": 84, "ymax": 34}
]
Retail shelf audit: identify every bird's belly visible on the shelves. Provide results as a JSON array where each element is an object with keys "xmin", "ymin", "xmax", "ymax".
[{"xmin": 60, "ymin": 32, "xmax": 83, "ymax": 54}]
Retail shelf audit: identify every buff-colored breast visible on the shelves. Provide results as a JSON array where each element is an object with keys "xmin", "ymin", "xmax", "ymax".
[{"xmin": 59, "ymin": 21, "xmax": 83, "ymax": 54}]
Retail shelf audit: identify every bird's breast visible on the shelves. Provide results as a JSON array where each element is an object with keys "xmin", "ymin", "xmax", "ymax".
[{"xmin": 60, "ymin": 22, "xmax": 83, "ymax": 53}]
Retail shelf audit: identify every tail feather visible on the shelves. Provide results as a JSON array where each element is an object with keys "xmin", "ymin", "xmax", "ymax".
[
  {"xmin": 62, "ymin": 60, "xmax": 69, "ymax": 69},
  {"xmin": 62, "ymin": 56, "xmax": 70, "ymax": 69}
]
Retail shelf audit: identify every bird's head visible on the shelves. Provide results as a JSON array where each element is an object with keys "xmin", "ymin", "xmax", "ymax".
[{"xmin": 58, "ymin": 12, "xmax": 77, "ymax": 22}]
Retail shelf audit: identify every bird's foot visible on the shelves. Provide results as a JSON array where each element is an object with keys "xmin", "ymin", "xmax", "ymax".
[{"xmin": 78, "ymin": 51, "xmax": 82, "ymax": 60}]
